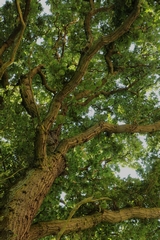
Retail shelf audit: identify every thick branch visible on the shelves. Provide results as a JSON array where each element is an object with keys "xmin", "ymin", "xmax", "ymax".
[
  {"xmin": 87, "ymin": 0, "xmax": 140, "ymax": 58},
  {"xmin": 57, "ymin": 196, "xmax": 111, "ymax": 240},
  {"xmin": 42, "ymin": 0, "xmax": 140, "ymax": 132},
  {"xmin": 56, "ymin": 120, "xmax": 160, "ymax": 155},
  {"xmin": 29, "ymin": 207, "xmax": 160, "ymax": 239}
]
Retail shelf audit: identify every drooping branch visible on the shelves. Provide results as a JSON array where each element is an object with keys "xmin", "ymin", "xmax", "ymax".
[
  {"xmin": 104, "ymin": 42, "xmax": 120, "ymax": 74},
  {"xmin": 38, "ymin": 69, "xmax": 56, "ymax": 94},
  {"xmin": 29, "ymin": 207, "xmax": 160, "ymax": 240},
  {"xmin": 56, "ymin": 120, "xmax": 160, "ymax": 156}
]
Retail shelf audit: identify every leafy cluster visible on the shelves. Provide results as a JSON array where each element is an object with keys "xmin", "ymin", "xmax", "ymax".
[{"xmin": 0, "ymin": 0, "xmax": 160, "ymax": 239}]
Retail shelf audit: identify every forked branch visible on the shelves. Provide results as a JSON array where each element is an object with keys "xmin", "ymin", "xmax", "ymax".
[
  {"xmin": 57, "ymin": 196, "xmax": 111, "ymax": 240},
  {"xmin": 42, "ymin": 1, "xmax": 140, "ymax": 131}
]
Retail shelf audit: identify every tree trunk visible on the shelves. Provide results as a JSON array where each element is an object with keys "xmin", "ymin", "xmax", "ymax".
[{"xmin": 0, "ymin": 155, "xmax": 65, "ymax": 240}]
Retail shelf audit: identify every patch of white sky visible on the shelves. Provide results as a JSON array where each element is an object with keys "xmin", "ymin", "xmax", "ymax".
[
  {"xmin": 129, "ymin": 42, "xmax": 135, "ymax": 52},
  {"xmin": 0, "ymin": 0, "xmax": 5, "ymax": 7},
  {"xmin": 41, "ymin": 1, "xmax": 51, "ymax": 15},
  {"xmin": 0, "ymin": 0, "xmax": 142, "ymax": 180}
]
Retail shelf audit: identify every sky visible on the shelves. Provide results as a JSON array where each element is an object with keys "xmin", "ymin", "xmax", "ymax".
[
  {"xmin": 0, "ymin": 0, "xmax": 8, "ymax": 7},
  {"xmin": 0, "ymin": 0, "xmax": 139, "ymax": 179}
]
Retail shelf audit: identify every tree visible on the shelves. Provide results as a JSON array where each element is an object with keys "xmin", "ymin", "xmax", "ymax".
[{"xmin": 0, "ymin": 0, "xmax": 160, "ymax": 239}]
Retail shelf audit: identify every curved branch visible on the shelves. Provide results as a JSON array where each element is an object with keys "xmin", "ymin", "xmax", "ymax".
[
  {"xmin": 104, "ymin": 42, "xmax": 120, "ymax": 74},
  {"xmin": 56, "ymin": 120, "xmax": 160, "ymax": 155},
  {"xmin": 84, "ymin": 5, "xmax": 114, "ymax": 44},
  {"xmin": 38, "ymin": 69, "xmax": 56, "ymax": 94},
  {"xmin": 19, "ymin": 65, "xmax": 44, "ymax": 118},
  {"xmin": 29, "ymin": 207, "xmax": 160, "ymax": 239},
  {"xmin": 15, "ymin": 0, "xmax": 26, "ymax": 27}
]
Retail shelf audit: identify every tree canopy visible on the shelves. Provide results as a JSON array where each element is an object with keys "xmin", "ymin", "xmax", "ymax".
[{"xmin": 0, "ymin": 0, "xmax": 160, "ymax": 239}]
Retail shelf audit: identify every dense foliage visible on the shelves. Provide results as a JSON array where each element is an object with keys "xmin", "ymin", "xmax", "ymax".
[{"xmin": 0, "ymin": 0, "xmax": 160, "ymax": 239}]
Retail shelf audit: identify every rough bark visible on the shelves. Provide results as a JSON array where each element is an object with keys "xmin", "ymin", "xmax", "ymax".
[
  {"xmin": 28, "ymin": 207, "xmax": 160, "ymax": 240},
  {"xmin": 0, "ymin": 155, "xmax": 66, "ymax": 240},
  {"xmin": 57, "ymin": 120, "xmax": 160, "ymax": 155}
]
